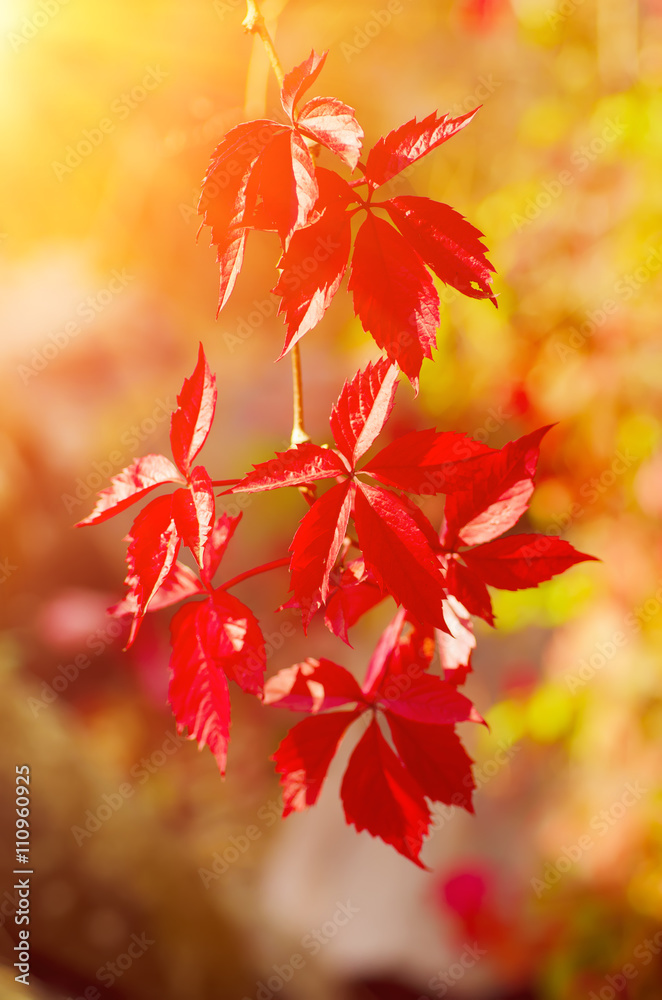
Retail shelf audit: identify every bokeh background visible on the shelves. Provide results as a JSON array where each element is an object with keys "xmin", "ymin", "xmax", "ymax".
[{"xmin": 1, "ymin": 0, "xmax": 661, "ymax": 997}]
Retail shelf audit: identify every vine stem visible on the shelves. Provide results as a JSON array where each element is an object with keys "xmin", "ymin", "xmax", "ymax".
[
  {"xmin": 243, "ymin": 0, "xmax": 309, "ymax": 448},
  {"xmin": 221, "ymin": 556, "xmax": 290, "ymax": 591}
]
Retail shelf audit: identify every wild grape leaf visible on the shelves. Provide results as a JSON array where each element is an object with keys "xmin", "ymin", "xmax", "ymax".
[
  {"xmin": 289, "ymin": 480, "xmax": 354, "ymax": 627},
  {"xmin": 124, "ymin": 494, "xmax": 181, "ymax": 646},
  {"xmin": 169, "ymin": 601, "xmax": 232, "ymax": 775},
  {"xmin": 215, "ymin": 228, "xmax": 247, "ymax": 316},
  {"xmin": 263, "ymin": 657, "xmax": 365, "ymax": 713},
  {"xmin": 437, "ymin": 596, "xmax": 475, "ymax": 685},
  {"xmin": 462, "ymin": 534, "xmax": 597, "ymax": 590},
  {"xmin": 445, "ymin": 556, "xmax": 494, "ymax": 626},
  {"xmin": 323, "ymin": 558, "xmax": 384, "ymax": 643},
  {"xmin": 76, "ymin": 454, "xmax": 184, "ymax": 526},
  {"xmin": 353, "ymin": 484, "xmax": 448, "ymax": 630},
  {"xmin": 330, "ymin": 358, "xmax": 399, "ymax": 466},
  {"xmin": 387, "ymin": 715, "xmax": 475, "ymax": 811},
  {"xmin": 232, "ymin": 441, "xmax": 348, "ymax": 494},
  {"xmin": 364, "ymin": 428, "xmax": 493, "ymax": 494},
  {"xmin": 273, "ymin": 709, "xmax": 362, "ymax": 816},
  {"xmin": 341, "ymin": 719, "xmax": 431, "ymax": 869},
  {"xmin": 195, "ymin": 589, "xmax": 265, "ymax": 695},
  {"xmin": 364, "ymin": 108, "xmax": 478, "ymax": 188},
  {"xmin": 442, "ymin": 426, "xmax": 552, "ymax": 548},
  {"xmin": 297, "ymin": 97, "xmax": 363, "ymax": 169},
  {"xmin": 172, "ymin": 466, "xmax": 215, "ymax": 566},
  {"xmin": 273, "ymin": 168, "xmax": 353, "ymax": 357},
  {"xmin": 242, "ymin": 129, "xmax": 318, "ymax": 245},
  {"xmin": 109, "ymin": 560, "xmax": 204, "ymax": 618},
  {"xmin": 348, "ymin": 214, "xmax": 440, "ymax": 386},
  {"xmin": 170, "ymin": 344, "xmax": 217, "ymax": 476},
  {"xmin": 378, "ymin": 672, "xmax": 483, "ymax": 726},
  {"xmin": 202, "ymin": 512, "xmax": 242, "ymax": 585},
  {"xmin": 280, "ymin": 49, "xmax": 328, "ymax": 120},
  {"xmin": 386, "ymin": 196, "xmax": 496, "ymax": 303}
]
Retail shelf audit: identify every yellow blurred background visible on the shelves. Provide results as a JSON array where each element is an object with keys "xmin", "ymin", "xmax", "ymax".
[{"xmin": 1, "ymin": 0, "xmax": 661, "ymax": 997}]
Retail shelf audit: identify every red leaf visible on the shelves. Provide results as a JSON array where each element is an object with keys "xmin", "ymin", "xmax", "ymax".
[
  {"xmin": 289, "ymin": 480, "xmax": 354, "ymax": 627},
  {"xmin": 446, "ymin": 557, "xmax": 494, "ymax": 625},
  {"xmin": 353, "ymin": 484, "xmax": 447, "ymax": 630},
  {"xmin": 386, "ymin": 196, "xmax": 496, "ymax": 303},
  {"xmin": 273, "ymin": 709, "xmax": 361, "ymax": 816},
  {"xmin": 330, "ymin": 358, "xmax": 399, "ymax": 466},
  {"xmin": 387, "ymin": 715, "xmax": 475, "ymax": 811},
  {"xmin": 348, "ymin": 214, "xmax": 439, "ymax": 386},
  {"xmin": 323, "ymin": 559, "xmax": 384, "ymax": 643},
  {"xmin": 76, "ymin": 454, "xmax": 184, "ymax": 526},
  {"xmin": 109, "ymin": 560, "xmax": 204, "ymax": 617},
  {"xmin": 437, "ymin": 596, "xmax": 475, "ymax": 685},
  {"xmin": 273, "ymin": 168, "xmax": 353, "ymax": 356},
  {"xmin": 263, "ymin": 657, "xmax": 365, "ymax": 712},
  {"xmin": 202, "ymin": 512, "xmax": 242, "ymax": 585},
  {"xmin": 198, "ymin": 120, "xmax": 281, "ymax": 242},
  {"xmin": 232, "ymin": 441, "xmax": 348, "ymax": 493},
  {"xmin": 341, "ymin": 718, "xmax": 431, "ymax": 868},
  {"xmin": 280, "ymin": 49, "xmax": 328, "ymax": 120},
  {"xmin": 168, "ymin": 600, "xmax": 232, "ymax": 775},
  {"xmin": 170, "ymin": 344, "xmax": 217, "ymax": 476},
  {"xmin": 125, "ymin": 494, "xmax": 181, "ymax": 646},
  {"xmin": 364, "ymin": 108, "xmax": 478, "ymax": 188},
  {"xmin": 197, "ymin": 589, "xmax": 265, "ymax": 695},
  {"xmin": 243, "ymin": 129, "xmax": 318, "ymax": 246},
  {"xmin": 443, "ymin": 426, "xmax": 552, "ymax": 548},
  {"xmin": 462, "ymin": 534, "xmax": 598, "ymax": 590},
  {"xmin": 379, "ymin": 673, "xmax": 483, "ymax": 726},
  {"xmin": 364, "ymin": 428, "xmax": 493, "ymax": 494},
  {"xmin": 215, "ymin": 228, "xmax": 247, "ymax": 316},
  {"xmin": 362, "ymin": 607, "xmax": 408, "ymax": 695},
  {"xmin": 297, "ymin": 96, "xmax": 363, "ymax": 169},
  {"xmin": 172, "ymin": 467, "xmax": 215, "ymax": 566}
]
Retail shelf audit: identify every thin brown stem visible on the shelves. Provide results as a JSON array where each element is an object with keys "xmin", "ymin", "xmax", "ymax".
[{"xmin": 243, "ymin": 0, "xmax": 309, "ymax": 448}]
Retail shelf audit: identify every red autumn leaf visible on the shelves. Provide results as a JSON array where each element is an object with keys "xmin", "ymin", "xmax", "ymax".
[
  {"xmin": 323, "ymin": 558, "xmax": 384, "ymax": 644},
  {"xmin": 202, "ymin": 512, "xmax": 242, "ymax": 585},
  {"xmin": 215, "ymin": 228, "xmax": 247, "ymax": 316},
  {"xmin": 330, "ymin": 358, "xmax": 399, "ymax": 466},
  {"xmin": 232, "ymin": 441, "xmax": 348, "ymax": 494},
  {"xmin": 462, "ymin": 533, "xmax": 597, "ymax": 590},
  {"xmin": 76, "ymin": 454, "xmax": 184, "ymax": 526},
  {"xmin": 386, "ymin": 196, "xmax": 496, "ymax": 303},
  {"xmin": 170, "ymin": 344, "xmax": 217, "ymax": 476},
  {"xmin": 341, "ymin": 718, "xmax": 431, "ymax": 868},
  {"xmin": 109, "ymin": 560, "xmax": 204, "ymax": 617},
  {"xmin": 364, "ymin": 428, "xmax": 493, "ymax": 494},
  {"xmin": 289, "ymin": 480, "xmax": 354, "ymax": 627},
  {"xmin": 437, "ymin": 596, "xmax": 475, "ymax": 685},
  {"xmin": 168, "ymin": 600, "xmax": 232, "ymax": 775},
  {"xmin": 387, "ymin": 715, "xmax": 475, "ymax": 811},
  {"xmin": 172, "ymin": 466, "xmax": 215, "ymax": 566},
  {"xmin": 124, "ymin": 494, "xmax": 181, "ymax": 646},
  {"xmin": 263, "ymin": 657, "xmax": 365, "ymax": 712},
  {"xmin": 273, "ymin": 168, "xmax": 353, "ymax": 357},
  {"xmin": 297, "ymin": 96, "xmax": 363, "ymax": 169},
  {"xmin": 273, "ymin": 709, "xmax": 362, "ymax": 816},
  {"xmin": 280, "ymin": 49, "xmax": 328, "ymax": 120},
  {"xmin": 195, "ymin": 590, "xmax": 265, "ymax": 695},
  {"xmin": 442, "ymin": 426, "xmax": 552, "ymax": 548},
  {"xmin": 353, "ymin": 484, "xmax": 447, "ymax": 630},
  {"xmin": 364, "ymin": 107, "xmax": 478, "ymax": 189},
  {"xmin": 242, "ymin": 129, "xmax": 319, "ymax": 246},
  {"xmin": 348, "ymin": 213, "xmax": 440, "ymax": 386},
  {"xmin": 379, "ymin": 672, "xmax": 483, "ymax": 726},
  {"xmin": 445, "ymin": 556, "xmax": 494, "ymax": 625}
]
